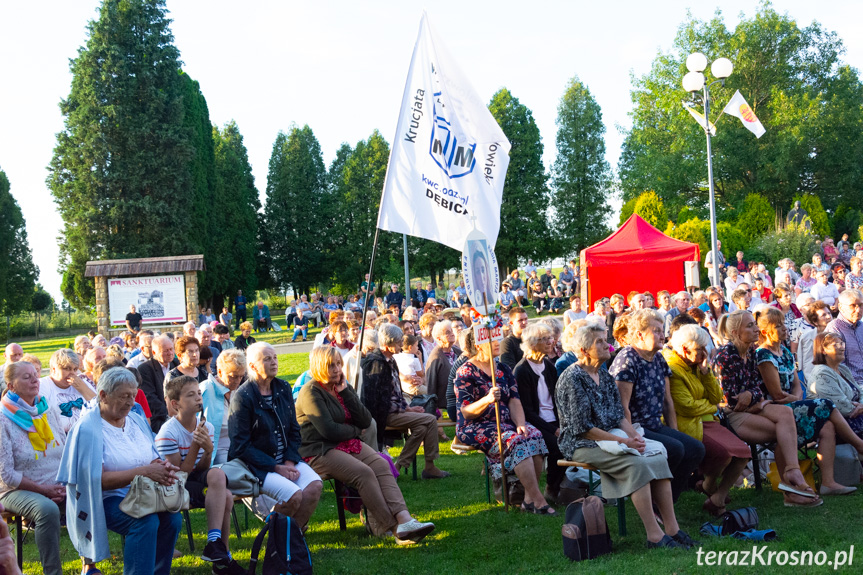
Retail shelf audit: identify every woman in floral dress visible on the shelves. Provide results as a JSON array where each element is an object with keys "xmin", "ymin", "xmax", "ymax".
[
  {"xmin": 754, "ymin": 307, "xmax": 863, "ymax": 496},
  {"xmin": 454, "ymin": 338, "xmax": 554, "ymax": 515}
]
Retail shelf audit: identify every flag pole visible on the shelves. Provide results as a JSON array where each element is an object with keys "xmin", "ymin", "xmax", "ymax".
[{"xmin": 482, "ymin": 291, "xmax": 508, "ymax": 511}]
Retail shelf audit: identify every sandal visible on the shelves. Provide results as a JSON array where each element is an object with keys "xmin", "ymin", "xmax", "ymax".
[
  {"xmin": 533, "ymin": 504, "xmax": 558, "ymax": 516},
  {"xmin": 778, "ymin": 482, "xmax": 817, "ymax": 498},
  {"xmin": 520, "ymin": 502, "xmax": 536, "ymax": 513},
  {"xmin": 783, "ymin": 492, "xmax": 823, "ymax": 508}
]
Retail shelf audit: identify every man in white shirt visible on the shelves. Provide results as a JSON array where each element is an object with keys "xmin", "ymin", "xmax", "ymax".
[
  {"xmin": 524, "ymin": 259, "xmax": 537, "ymax": 278},
  {"xmin": 704, "ymin": 240, "xmax": 725, "ymax": 286},
  {"xmin": 810, "ymin": 269, "xmax": 840, "ymax": 310},
  {"xmin": 39, "ymin": 348, "xmax": 96, "ymax": 433}
]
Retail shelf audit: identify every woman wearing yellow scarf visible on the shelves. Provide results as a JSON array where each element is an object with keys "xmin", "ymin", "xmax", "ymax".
[{"xmin": 0, "ymin": 361, "xmax": 66, "ymax": 575}]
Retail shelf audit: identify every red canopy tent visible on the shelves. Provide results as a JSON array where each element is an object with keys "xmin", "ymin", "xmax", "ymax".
[{"xmin": 579, "ymin": 214, "xmax": 700, "ymax": 307}]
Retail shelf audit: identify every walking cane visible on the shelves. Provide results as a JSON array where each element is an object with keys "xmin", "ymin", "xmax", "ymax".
[{"xmin": 482, "ymin": 292, "xmax": 509, "ymax": 511}]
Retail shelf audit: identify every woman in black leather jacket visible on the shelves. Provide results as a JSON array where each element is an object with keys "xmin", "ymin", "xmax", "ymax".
[{"xmin": 228, "ymin": 342, "xmax": 322, "ymax": 526}]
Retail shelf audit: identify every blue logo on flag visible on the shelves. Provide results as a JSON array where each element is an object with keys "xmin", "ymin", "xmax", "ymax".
[{"xmin": 429, "ymin": 92, "xmax": 476, "ymax": 179}]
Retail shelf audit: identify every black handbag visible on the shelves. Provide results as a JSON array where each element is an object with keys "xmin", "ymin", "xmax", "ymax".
[
  {"xmin": 410, "ymin": 394, "xmax": 438, "ymax": 414},
  {"xmin": 721, "ymin": 506, "xmax": 758, "ymax": 535}
]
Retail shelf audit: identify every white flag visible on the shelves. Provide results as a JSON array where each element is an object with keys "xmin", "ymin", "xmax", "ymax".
[
  {"xmin": 682, "ymin": 103, "xmax": 716, "ymax": 135},
  {"xmin": 723, "ymin": 90, "xmax": 766, "ymax": 138},
  {"xmin": 377, "ymin": 12, "xmax": 511, "ymax": 250}
]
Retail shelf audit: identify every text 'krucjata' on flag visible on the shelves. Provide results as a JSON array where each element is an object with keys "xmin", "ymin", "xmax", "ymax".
[{"xmin": 376, "ymin": 11, "xmax": 511, "ymax": 250}]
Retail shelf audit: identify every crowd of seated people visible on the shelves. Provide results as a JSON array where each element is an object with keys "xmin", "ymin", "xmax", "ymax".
[{"xmin": 3, "ymin": 248, "xmax": 863, "ymax": 570}]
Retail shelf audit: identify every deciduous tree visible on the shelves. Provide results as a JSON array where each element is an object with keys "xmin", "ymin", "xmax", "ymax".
[{"xmin": 619, "ymin": 4, "xmax": 863, "ymax": 219}]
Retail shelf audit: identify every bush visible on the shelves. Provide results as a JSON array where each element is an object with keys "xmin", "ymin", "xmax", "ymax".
[
  {"xmin": 753, "ymin": 225, "xmax": 818, "ymax": 270},
  {"xmin": 619, "ymin": 197, "xmax": 637, "ymax": 226},
  {"xmin": 737, "ymin": 193, "xmax": 775, "ymax": 240},
  {"xmin": 632, "ymin": 191, "xmax": 668, "ymax": 230}
]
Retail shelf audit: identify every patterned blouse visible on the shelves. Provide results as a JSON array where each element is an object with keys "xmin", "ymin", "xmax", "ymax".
[
  {"xmin": 556, "ymin": 364, "xmax": 624, "ymax": 455},
  {"xmin": 608, "ymin": 347, "xmax": 670, "ymax": 431},
  {"xmin": 712, "ymin": 342, "xmax": 763, "ymax": 408},
  {"xmin": 754, "ymin": 346, "xmax": 796, "ymax": 396}
]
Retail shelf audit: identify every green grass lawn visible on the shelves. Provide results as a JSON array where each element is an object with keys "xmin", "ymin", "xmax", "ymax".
[{"xmin": 23, "ymin": 432, "xmax": 862, "ymax": 574}]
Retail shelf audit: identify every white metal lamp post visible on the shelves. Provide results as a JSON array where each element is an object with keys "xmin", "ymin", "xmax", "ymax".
[{"xmin": 683, "ymin": 53, "xmax": 733, "ymax": 288}]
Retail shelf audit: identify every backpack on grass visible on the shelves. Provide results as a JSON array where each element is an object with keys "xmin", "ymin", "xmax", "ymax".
[
  {"xmin": 562, "ymin": 496, "xmax": 612, "ymax": 561},
  {"xmin": 249, "ymin": 512, "xmax": 312, "ymax": 575}
]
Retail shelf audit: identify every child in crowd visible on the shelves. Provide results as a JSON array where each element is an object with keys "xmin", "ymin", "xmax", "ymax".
[
  {"xmin": 156, "ymin": 376, "xmax": 242, "ymax": 574},
  {"xmin": 394, "ymin": 334, "xmax": 426, "ymax": 402}
]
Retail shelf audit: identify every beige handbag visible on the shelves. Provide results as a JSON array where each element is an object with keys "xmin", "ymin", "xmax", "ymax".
[{"xmin": 119, "ymin": 471, "xmax": 189, "ymax": 518}]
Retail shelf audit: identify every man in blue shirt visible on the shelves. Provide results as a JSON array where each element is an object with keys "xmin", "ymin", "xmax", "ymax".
[
  {"xmin": 234, "ymin": 289, "xmax": 247, "ymax": 329},
  {"xmin": 498, "ymin": 282, "xmax": 515, "ymax": 313},
  {"xmin": 559, "ymin": 266, "xmax": 574, "ymax": 297},
  {"xmin": 252, "ymin": 300, "xmax": 272, "ymax": 332}
]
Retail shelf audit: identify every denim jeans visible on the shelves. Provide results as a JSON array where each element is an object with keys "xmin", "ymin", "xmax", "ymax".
[
  {"xmin": 0, "ymin": 490, "xmax": 61, "ymax": 575},
  {"xmin": 103, "ymin": 496, "xmax": 182, "ymax": 575},
  {"xmin": 643, "ymin": 425, "xmax": 706, "ymax": 501},
  {"xmin": 292, "ymin": 326, "xmax": 308, "ymax": 341}
]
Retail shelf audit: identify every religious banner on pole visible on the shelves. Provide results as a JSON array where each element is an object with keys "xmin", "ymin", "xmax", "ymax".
[
  {"xmin": 377, "ymin": 11, "xmax": 511, "ymax": 250},
  {"xmin": 462, "ymin": 229, "xmax": 500, "ymax": 317}
]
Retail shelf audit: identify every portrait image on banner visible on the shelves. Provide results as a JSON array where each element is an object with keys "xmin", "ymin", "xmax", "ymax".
[
  {"xmin": 108, "ymin": 275, "xmax": 186, "ymax": 326},
  {"xmin": 462, "ymin": 229, "xmax": 499, "ymax": 316}
]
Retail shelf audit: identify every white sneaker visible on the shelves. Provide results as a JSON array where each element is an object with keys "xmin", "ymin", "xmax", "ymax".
[{"xmin": 395, "ymin": 518, "xmax": 435, "ymax": 544}]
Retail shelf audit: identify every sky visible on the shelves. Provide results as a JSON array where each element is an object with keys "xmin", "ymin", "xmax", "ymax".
[{"xmin": 1, "ymin": 1, "xmax": 862, "ymax": 303}]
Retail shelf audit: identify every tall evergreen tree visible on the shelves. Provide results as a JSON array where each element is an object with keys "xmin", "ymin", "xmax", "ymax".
[
  {"xmin": 180, "ymin": 72, "xmax": 217, "ymax": 302},
  {"xmin": 0, "ymin": 169, "xmax": 39, "ymax": 317},
  {"xmin": 488, "ymin": 89, "xmax": 552, "ymax": 276},
  {"xmin": 48, "ymin": 0, "xmax": 193, "ymax": 308},
  {"xmin": 264, "ymin": 125, "xmax": 328, "ymax": 295},
  {"xmin": 551, "ymin": 77, "xmax": 612, "ymax": 259},
  {"xmin": 328, "ymin": 132, "xmax": 394, "ymax": 291},
  {"xmin": 213, "ymin": 121, "xmax": 261, "ymax": 307}
]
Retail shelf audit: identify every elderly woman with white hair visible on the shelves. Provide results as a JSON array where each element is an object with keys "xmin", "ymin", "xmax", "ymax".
[
  {"xmin": 0, "ymin": 361, "xmax": 67, "ymax": 575},
  {"xmin": 513, "ymin": 323, "xmax": 564, "ymax": 503},
  {"xmin": 58, "ymin": 366, "xmax": 182, "ymax": 575},
  {"xmin": 38, "ymin": 348, "xmax": 96, "ymax": 433},
  {"xmin": 229, "ymin": 342, "xmax": 322, "ymax": 524},
  {"xmin": 664, "ymin": 325, "xmax": 750, "ymax": 516},
  {"xmin": 426, "ymin": 320, "xmax": 458, "ymax": 439},
  {"xmin": 361, "ymin": 324, "xmax": 449, "ymax": 478},
  {"xmin": 538, "ymin": 317, "xmax": 564, "ymax": 362},
  {"xmin": 556, "ymin": 324, "xmax": 695, "ymax": 549}
]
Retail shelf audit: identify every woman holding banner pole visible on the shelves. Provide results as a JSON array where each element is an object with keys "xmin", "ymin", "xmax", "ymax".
[{"xmin": 454, "ymin": 335, "xmax": 555, "ymax": 515}]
